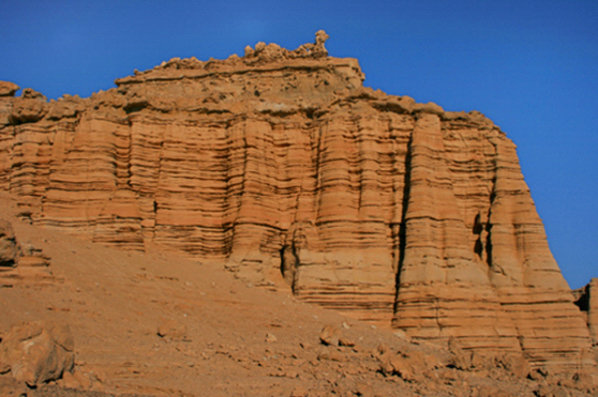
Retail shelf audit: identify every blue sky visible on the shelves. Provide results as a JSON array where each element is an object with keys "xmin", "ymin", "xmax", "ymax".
[{"xmin": 1, "ymin": 0, "xmax": 596, "ymax": 289}]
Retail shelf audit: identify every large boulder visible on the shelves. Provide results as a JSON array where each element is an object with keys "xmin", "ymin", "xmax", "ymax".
[{"xmin": 0, "ymin": 321, "xmax": 75, "ymax": 386}]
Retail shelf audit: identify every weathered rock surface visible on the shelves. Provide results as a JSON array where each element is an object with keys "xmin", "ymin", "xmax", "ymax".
[
  {"xmin": 157, "ymin": 318, "xmax": 188, "ymax": 341},
  {"xmin": 574, "ymin": 278, "xmax": 598, "ymax": 345},
  {"xmin": 0, "ymin": 32, "xmax": 594, "ymax": 374},
  {"xmin": 0, "ymin": 219, "xmax": 54, "ymax": 287},
  {"xmin": 0, "ymin": 194, "xmax": 595, "ymax": 397},
  {"xmin": 0, "ymin": 82, "xmax": 19, "ymax": 97},
  {"xmin": 0, "ymin": 220, "xmax": 18, "ymax": 266},
  {"xmin": 0, "ymin": 320, "xmax": 74, "ymax": 386}
]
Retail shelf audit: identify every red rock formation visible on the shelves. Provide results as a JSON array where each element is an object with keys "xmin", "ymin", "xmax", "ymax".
[{"xmin": 0, "ymin": 32, "xmax": 594, "ymax": 373}]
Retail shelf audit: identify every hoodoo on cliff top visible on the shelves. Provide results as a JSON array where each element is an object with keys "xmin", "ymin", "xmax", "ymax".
[{"xmin": 0, "ymin": 32, "xmax": 595, "ymax": 374}]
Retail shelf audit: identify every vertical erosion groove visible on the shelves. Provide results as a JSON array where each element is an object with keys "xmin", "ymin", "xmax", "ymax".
[{"xmin": 393, "ymin": 134, "xmax": 412, "ymax": 313}]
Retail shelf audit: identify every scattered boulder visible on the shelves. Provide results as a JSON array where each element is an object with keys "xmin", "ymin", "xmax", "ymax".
[
  {"xmin": 496, "ymin": 352, "xmax": 530, "ymax": 378},
  {"xmin": 265, "ymin": 333, "xmax": 277, "ymax": 343},
  {"xmin": 379, "ymin": 348, "xmax": 441, "ymax": 383},
  {"xmin": 0, "ymin": 320, "xmax": 75, "ymax": 386},
  {"xmin": 379, "ymin": 353, "xmax": 419, "ymax": 382},
  {"xmin": 319, "ymin": 324, "xmax": 340, "ymax": 346},
  {"xmin": 317, "ymin": 348, "xmax": 344, "ymax": 362}
]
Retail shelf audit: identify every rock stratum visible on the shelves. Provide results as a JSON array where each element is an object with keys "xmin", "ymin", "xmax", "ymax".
[{"xmin": 0, "ymin": 32, "xmax": 595, "ymax": 375}]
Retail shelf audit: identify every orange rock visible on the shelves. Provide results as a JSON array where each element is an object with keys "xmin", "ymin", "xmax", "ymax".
[
  {"xmin": 157, "ymin": 318, "xmax": 188, "ymax": 341},
  {"xmin": 319, "ymin": 325, "xmax": 340, "ymax": 347},
  {"xmin": 0, "ymin": 220, "xmax": 17, "ymax": 266},
  {"xmin": 0, "ymin": 81, "xmax": 19, "ymax": 97},
  {"xmin": 0, "ymin": 32, "xmax": 594, "ymax": 374},
  {"xmin": 0, "ymin": 320, "xmax": 74, "ymax": 386}
]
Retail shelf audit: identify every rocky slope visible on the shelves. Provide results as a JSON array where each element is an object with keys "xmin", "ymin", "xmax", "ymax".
[
  {"xmin": 0, "ymin": 32, "xmax": 595, "ymax": 375},
  {"xmin": 0, "ymin": 193, "xmax": 596, "ymax": 397}
]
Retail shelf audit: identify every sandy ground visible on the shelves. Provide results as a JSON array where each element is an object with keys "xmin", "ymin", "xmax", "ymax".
[{"xmin": 0, "ymin": 193, "xmax": 594, "ymax": 397}]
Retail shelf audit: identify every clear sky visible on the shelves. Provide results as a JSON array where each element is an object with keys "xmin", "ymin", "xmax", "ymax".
[{"xmin": 1, "ymin": 0, "xmax": 596, "ymax": 289}]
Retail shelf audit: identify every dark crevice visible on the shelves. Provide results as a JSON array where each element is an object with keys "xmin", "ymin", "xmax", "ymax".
[
  {"xmin": 304, "ymin": 107, "xmax": 316, "ymax": 119},
  {"xmin": 574, "ymin": 288, "xmax": 590, "ymax": 312},
  {"xmin": 473, "ymin": 212, "xmax": 483, "ymax": 259},
  {"xmin": 123, "ymin": 101, "xmax": 148, "ymax": 113},
  {"xmin": 485, "ymin": 222, "xmax": 493, "ymax": 269},
  {"xmin": 280, "ymin": 243, "xmax": 298, "ymax": 292},
  {"xmin": 393, "ymin": 135, "xmax": 412, "ymax": 313},
  {"xmin": 485, "ymin": 175, "xmax": 498, "ymax": 269},
  {"xmin": 279, "ymin": 245, "xmax": 286, "ymax": 275}
]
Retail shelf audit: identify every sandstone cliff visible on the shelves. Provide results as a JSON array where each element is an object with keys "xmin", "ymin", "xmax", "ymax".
[
  {"xmin": 574, "ymin": 279, "xmax": 598, "ymax": 345},
  {"xmin": 0, "ymin": 32, "xmax": 594, "ymax": 374}
]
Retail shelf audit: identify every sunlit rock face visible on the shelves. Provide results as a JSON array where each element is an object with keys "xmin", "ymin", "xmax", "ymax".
[
  {"xmin": 0, "ymin": 32, "xmax": 594, "ymax": 373},
  {"xmin": 574, "ymin": 279, "xmax": 598, "ymax": 345}
]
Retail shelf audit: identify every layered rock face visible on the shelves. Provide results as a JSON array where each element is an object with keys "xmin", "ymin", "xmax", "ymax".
[
  {"xmin": 0, "ymin": 32, "xmax": 594, "ymax": 373},
  {"xmin": 574, "ymin": 279, "xmax": 598, "ymax": 345}
]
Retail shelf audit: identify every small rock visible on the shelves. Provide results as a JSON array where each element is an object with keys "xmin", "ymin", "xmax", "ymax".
[
  {"xmin": 290, "ymin": 386, "xmax": 308, "ymax": 397},
  {"xmin": 266, "ymin": 333, "xmax": 277, "ymax": 343},
  {"xmin": 157, "ymin": 318, "xmax": 188, "ymax": 341},
  {"xmin": 60, "ymin": 370, "xmax": 81, "ymax": 389},
  {"xmin": 529, "ymin": 367, "xmax": 549, "ymax": 381},
  {"xmin": 479, "ymin": 385, "xmax": 510, "ymax": 397},
  {"xmin": 376, "ymin": 342, "xmax": 389, "ymax": 356},
  {"xmin": 498, "ymin": 352, "xmax": 530, "ymax": 378},
  {"xmin": 319, "ymin": 325, "xmax": 340, "ymax": 346},
  {"xmin": 317, "ymin": 348, "xmax": 344, "ymax": 362},
  {"xmin": 353, "ymin": 382, "xmax": 374, "ymax": 397}
]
